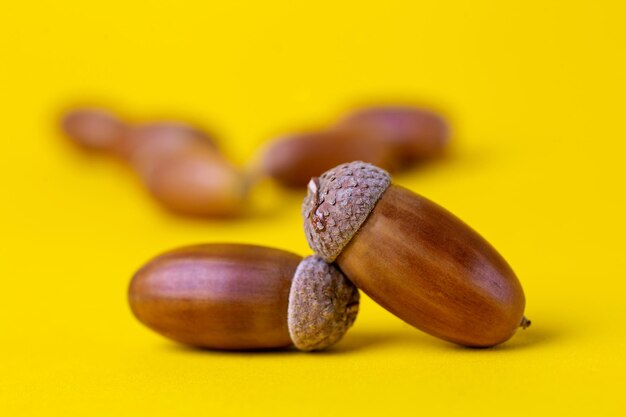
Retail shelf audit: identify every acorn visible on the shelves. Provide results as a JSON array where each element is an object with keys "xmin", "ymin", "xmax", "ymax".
[
  {"xmin": 258, "ymin": 129, "xmax": 400, "ymax": 188},
  {"xmin": 336, "ymin": 106, "xmax": 449, "ymax": 165},
  {"xmin": 303, "ymin": 161, "xmax": 529, "ymax": 347},
  {"xmin": 128, "ymin": 243, "xmax": 359, "ymax": 351},
  {"xmin": 255, "ymin": 105, "xmax": 449, "ymax": 188},
  {"xmin": 61, "ymin": 108, "xmax": 246, "ymax": 217},
  {"xmin": 116, "ymin": 120, "xmax": 218, "ymax": 163},
  {"xmin": 61, "ymin": 109, "xmax": 217, "ymax": 158},
  {"xmin": 138, "ymin": 142, "xmax": 248, "ymax": 217},
  {"xmin": 61, "ymin": 107, "xmax": 127, "ymax": 151}
]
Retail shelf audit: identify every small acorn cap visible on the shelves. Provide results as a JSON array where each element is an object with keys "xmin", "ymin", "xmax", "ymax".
[
  {"xmin": 302, "ymin": 161, "xmax": 391, "ymax": 262},
  {"xmin": 287, "ymin": 255, "xmax": 360, "ymax": 351}
]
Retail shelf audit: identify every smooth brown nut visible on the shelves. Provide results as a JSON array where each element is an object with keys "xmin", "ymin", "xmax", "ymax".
[
  {"xmin": 61, "ymin": 108, "xmax": 127, "ymax": 151},
  {"xmin": 141, "ymin": 143, "xmax": 247, "ymax": 217},
  {"xmin": 128, "ymin": 243, "xmax": 359, "ymax": 351},
  {"xmin": 259, "ymin": 129, "xmax": 401, "ymax": 188},
  {"xmin": 256, "ymin": 105, "xmax": 449, "ymax": 188},
  {"xmin": 335, "ymin": 106, "xmax": 449, "ymax": 164},
  {"xmin": 115, "ymin": 121, "xmax": 217, "ymax": 161},
  {"xmin": 60, "ymin": 107, "xmax": 245, "ymax": 217},
  {"xmin": 303, "ymin": 161, "xmax": 528, "ymax": 348},
  {"xmin": 119, "ymin": 123, "xmax": 242, "ymax": 217}
]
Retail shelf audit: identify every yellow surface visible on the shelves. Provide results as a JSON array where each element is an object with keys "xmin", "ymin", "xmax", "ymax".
[{"xmin": 1, "ymin": 1, "xmax": 625, "ymax": 416}]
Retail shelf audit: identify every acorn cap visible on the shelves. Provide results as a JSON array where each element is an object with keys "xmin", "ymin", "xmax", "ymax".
[
  {"xmin": 287, "ymin": 255, "xmax": 359, "ymax": 351},
  {"xmin": 302, "ymin": 161, "xmax": 391, "ymax": 262}
]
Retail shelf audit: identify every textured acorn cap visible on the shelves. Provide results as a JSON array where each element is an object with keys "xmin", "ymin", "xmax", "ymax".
[
  {"xmin": 287, "ymin": 256, "xmax": 359, "ymax": 351},
  {"xmin": 302, "ymin": 161, "xmax": 391, "ymax": 262}
]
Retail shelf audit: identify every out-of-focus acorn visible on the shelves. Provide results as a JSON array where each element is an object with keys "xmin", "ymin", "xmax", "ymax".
[
  {"xmin": 336, "ymin": 106, "xmax": 449, "ymax": 164},
  {"xmin": 256, "ymin": 105, "xmax": 450, "ymax": 188},
  {"xmin": 303, "ymin": 161, "xmax": 529, "ymax": 347},
  {"xmin": 116, "ymin": 121, "xmax": 217, "ymax": 162},
  {"xmin": 129, "ymin": 243, "xmax": 359, "ymax": 351},
  {"xmin": 258, "ymin": 129, "xmax": 401, "ymax": 188},
  {"xmin": 140, "ymin": 143, "xmax": 247, "ymax": 217},
  {"xmin": 60, "ymin": 108, "xmax": 246, "ymax": 217},
  {"xmin": 61, "ymin": 108, "xmax": 126, "ymax": 151}
]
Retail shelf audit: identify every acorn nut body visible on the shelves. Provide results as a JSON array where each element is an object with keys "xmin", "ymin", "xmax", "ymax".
[
  {"xmin": 128, "ymin": 243, "xmax": 359, "ymax": 351},
  {"xmin": 258, "ymin": 105, "xmax": 449, "ymax": 188},
  {"xmin": 336, "ymin": 106, "xmax": 449, "ymax": 165},
  {"xmin": 303, "ymin": 161, "xmax": 528, "ymax": 347},
  {"xmin": 61, "ymin": 108, "xmax": 246, "ymax": 217},
  {"xmin": 61, "ymin": 108, "xmax": 127, "ymax": 151},
  {"xmin": 139, "ymin": 143, "xmax": 247, "ymax": 217},
  {"xmin": 260, "ymin": 129, "xmax": 400, "ymax": 188}
]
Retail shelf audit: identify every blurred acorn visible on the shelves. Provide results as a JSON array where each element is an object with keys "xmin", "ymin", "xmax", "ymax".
[
  {"xmin": 61, "ymin": 107, "xmax": 247, "ymax": 217},
  {"xmin": 61, "ymin": 108, "xmax": 126, "ymax": 152},
  {"xmin": 129, "ymin": 243, "xmax": 359, "ymax": 351},
  {"xmin": 336, "ymin": 106, "xmax": 449, "ymax": 165},
  {"xmin": 257, "ymin": 129, "xmax": 401, "ymax": 188},
  {"xmin": 254, "ymin": 105, "xmax": 450, "ymax": 188}
]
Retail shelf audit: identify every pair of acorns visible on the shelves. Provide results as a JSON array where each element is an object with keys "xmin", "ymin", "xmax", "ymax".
[
  {"xmin": 129, "ymin": 161, "xmax": 529, "ymax": 351},
  {"xmin": 62, "ymin": 105, "xmax": 448, "ymax": 216}
]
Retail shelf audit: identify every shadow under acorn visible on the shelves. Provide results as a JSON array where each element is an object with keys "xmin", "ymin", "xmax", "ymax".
[{"xmin": 159, "ymin": 320, "xmax": 564, "ymax": 357}]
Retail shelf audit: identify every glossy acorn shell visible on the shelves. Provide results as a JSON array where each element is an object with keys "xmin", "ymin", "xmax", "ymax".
[
  {"xmin": 128, "ymin": 244, "xmax": 301, "ymax": 350},
  {"xmin": 303, "ymin": 162, "xmax": 527, "ymax": 347},
  {"xmin": 336, "ymin": 185, "xmax": 526, "ymax": 347},
  {"xmin": 261, "ymin": 129, "xmax": 401, "ymax": 187}
]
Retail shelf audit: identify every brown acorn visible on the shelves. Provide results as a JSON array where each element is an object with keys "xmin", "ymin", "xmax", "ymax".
[
  {"xmin": 336, "ymin": 106, "xmax": 449, "ymax": 165},
  {"xmin": 61, "ymin": 108, "xmax": 246, "ymax": 217},
  {"xmin": 115, "ymin": 121, "xmax": 217, "ymax": 162},
  {"xmin": 61, "ymin": 108, "xmax": 127, "ymax": 151},
  {"xmin": 256, "ymin": 105, "xmax": 450, "ymax": 188},
  {"xmin": 128, "ymin": 243, "xmax": 359, "ymax": 351},
  {"xmin": 139, "ymin": 143, "xmax": 247, "ymax": 217},
  {"xmin": 258, "ymin": 129, "xmax": 401, "ymax": 188},
  {"xmin": 303, "ymin": 161, "xmax": 529, "ymax": 347}
]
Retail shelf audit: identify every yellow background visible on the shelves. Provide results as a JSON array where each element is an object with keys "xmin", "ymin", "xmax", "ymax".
[{"xmin": 1, "ymin": 1, "xmax": 625, "ymax": 416}]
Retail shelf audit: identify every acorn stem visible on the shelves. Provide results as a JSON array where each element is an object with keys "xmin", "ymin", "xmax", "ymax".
[{"xmin": 520, "ymin": 316, "xmax": 532, "ymax": 329}]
